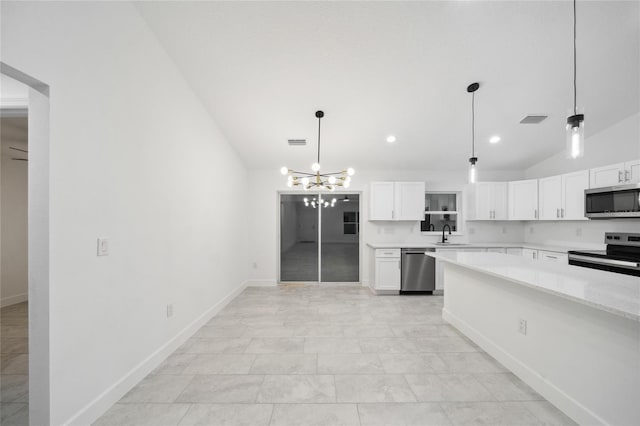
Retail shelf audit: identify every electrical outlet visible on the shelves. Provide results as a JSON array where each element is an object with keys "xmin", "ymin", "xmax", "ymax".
[
  {"xmin": 502, "ymin": 226, "xmax": 507, "ymax": 234},
  {"xmin": 252, "ymin": 262, "xmax": 258, "ymax": 269},
  {"xmin": 469, "ymin": 228, "xmax": 475, "ymax": 235},
  {"xmin": 97, "ymin": 238, "xmax": 109, "ymax": 256},
  {"xmin": 518, "ymin": 318, "xmax": 527, "ymax": 335},
  {"xmin": 576, "ymin": 228, "xmax": 582, "ymax": 237},
  {"xmin": 529, "ymin": 227, "xmax": 534, "ymax": 234},
  {"xmin": 167, "ymin": 304, "xmax": 174, "ymax": 318}
]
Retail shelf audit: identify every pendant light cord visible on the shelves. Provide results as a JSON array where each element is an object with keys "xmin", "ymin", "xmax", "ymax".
[
  {"xmin": 471, "ymin": 91, "xmax": 475, "ymax": 157},
  {"xmin": 573, "ymin": 0, "xmax": 577, "ymax": 115},
  {"xmin": 317, "ymin": 115, "xmax": 321, "ymax": 165}
]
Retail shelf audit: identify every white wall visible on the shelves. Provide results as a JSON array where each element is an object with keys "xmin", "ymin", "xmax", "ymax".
[
  {"xmin": 248, "ymin": 168, "xmax": 524, "ymax": 287},
  {"xmin": 1, "ymin": 128, "xmax": 28, "ymax": 307},
  {"xmin": 1, "ymin": 3, "xmax": 248, "ymax": 425},
  {"xmin": 523, "ymin": 112, "xmax": 640, "ymax": 248}
]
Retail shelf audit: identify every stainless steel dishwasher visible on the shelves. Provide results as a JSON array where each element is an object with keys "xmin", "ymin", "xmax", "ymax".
[{"xmin": 401, "ymin": 248, "xmax": 436, "ymax": 293}]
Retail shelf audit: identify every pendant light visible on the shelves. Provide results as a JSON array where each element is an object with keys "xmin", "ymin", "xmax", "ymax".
[
  {"xmin": 566, "ymin": 0, "xmax": 584, "ymax": 159},
  {"xmin": 467, "ymin": 82, "xmax": 480, "ymax": 184},
  {"xmin": 280, "ymin": 111, "xmax": 355, "ymax": 191}
]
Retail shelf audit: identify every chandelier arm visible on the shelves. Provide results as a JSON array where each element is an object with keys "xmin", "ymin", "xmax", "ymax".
[{"xmin": 289, "ymin": 171, "xmax": 317, "ymax": 177}]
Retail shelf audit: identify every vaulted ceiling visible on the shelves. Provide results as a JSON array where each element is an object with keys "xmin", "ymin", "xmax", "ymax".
[{"xmin": 136, "ymin": 1, "xmax": 639, "ymax": 173}]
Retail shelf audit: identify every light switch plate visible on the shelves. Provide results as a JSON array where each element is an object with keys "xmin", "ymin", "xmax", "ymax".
[{"xmin": 97, "ymin": 238, "xmax": 109, "ymax": 256}]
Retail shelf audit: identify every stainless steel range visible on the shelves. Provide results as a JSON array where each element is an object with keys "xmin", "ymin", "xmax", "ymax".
[{"xmin": 568, "ymin": 232, "xmax": 640, "ymax": 277}]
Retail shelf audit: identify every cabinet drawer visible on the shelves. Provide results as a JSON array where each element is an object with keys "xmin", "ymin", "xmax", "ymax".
[
  {"xmin": 538, "ymin": 250, "xmax": 568, "ymax": 263},
  {"xmin": 376, "ymin": 249, "xmax": 401, "ymax": 258}
]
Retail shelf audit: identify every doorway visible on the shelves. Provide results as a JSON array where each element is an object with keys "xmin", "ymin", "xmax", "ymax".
[
  {"xmin": 279, "ymin": 193, "xmax": 360, "ymax": 284},
  {"xmin": 1, "ymin": 62, "xmax": 50, "ymax": 426}
]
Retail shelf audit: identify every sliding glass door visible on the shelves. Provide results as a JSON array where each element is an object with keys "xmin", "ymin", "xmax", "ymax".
[
  {"xmin": 321, "ymin": 194, "xmax": 360, "ymax": 283},
  {"xmin": 279, "ymin": 193, "xmax": 359, "ymax": 283}
]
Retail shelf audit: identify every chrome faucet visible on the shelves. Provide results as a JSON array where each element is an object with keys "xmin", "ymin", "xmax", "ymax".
[
  {"xmin": 429, "ymin": 224, "xmax": 435, "ymax": 231},
  {"xmin": 442, "ymin": 224, "xmax": 452, "ymax": 243}
]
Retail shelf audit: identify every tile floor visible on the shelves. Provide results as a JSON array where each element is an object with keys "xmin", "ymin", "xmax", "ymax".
[
  {"xmin": 0, "ymin": 302, "xmax": 29, "ymax": 426},
  {"xmin": 95, "ymin": 285, "xmax": 576, "ymax": 425}
]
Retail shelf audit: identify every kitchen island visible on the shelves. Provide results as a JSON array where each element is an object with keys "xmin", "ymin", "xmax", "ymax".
[{"xmin": 427, "ymin": 251, "xmax": 640, "ymax": 426}]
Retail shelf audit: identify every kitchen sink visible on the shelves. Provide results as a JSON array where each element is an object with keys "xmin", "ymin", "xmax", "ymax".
[{"xmin": 434, "ymin": 242, "xmax": 470, "ymax": 246}]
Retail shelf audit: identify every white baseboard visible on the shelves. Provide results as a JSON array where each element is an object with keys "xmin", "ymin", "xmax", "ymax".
[
  {"xmin": 64, "ymin": 280, "xmax": 248, "ymax": 426},
  {"xmin": 246, "ymin": 279, "xmax": 277, "ymax": 287},
  {"xmin": 443, "ymin": 308, "xmax": 604, "ymax": 426},
  {"xmin": 1, "ymin": 293, "xmax": 28, "ymax": 308}
]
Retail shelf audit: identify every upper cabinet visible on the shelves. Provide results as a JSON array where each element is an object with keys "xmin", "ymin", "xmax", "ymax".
[
  {"xmin": 508, "ymin": 179, "xmax": 538, "ymax": 220},
  {"xmin": 466, "ymin": 182, "xmax": 508, "ymax": 220},
  {"xmin": 590, "ymin": 160, "xmax": 640, "ymax": 188},
  {"xmin": 539, "ymin": 170, "xmax": 589, "ymax": 221},
  {"xmin": 369, "ymin": 181, "xmax": 425, "ymax": 221}
]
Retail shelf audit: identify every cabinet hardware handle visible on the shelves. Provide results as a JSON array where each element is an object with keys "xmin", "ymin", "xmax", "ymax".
[
  {"xmin": 618, "ymin": 171, "xmax": 623, "ymax": 183},
  {"xmin": 534, "ymin": 209, "xmax": 538, "ymax": 219},
  {"xmin": 556, "ymin": 208, "xmax": 560, "ymax": 218},
  {"xmin": 547, "ymin": 256, "xmax": 558, "ymax": 259},
  {"xmin": 561, "ymin": 208, "xmax": 565, "ymax": 218},
  {"xmin": 625, "ymin": 170, "xmax": 631, "ymax": 182}
]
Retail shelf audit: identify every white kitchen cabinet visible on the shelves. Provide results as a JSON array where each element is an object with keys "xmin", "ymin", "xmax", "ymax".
[
  {"xmin": 369, "ymin": 182, "xmax": 425, "ymax": 221},
  {"xmin": 506, "ymin": 247, "xmax": 523, "ymax": 256},
  {"xmin": 374, "ymin": 249, "xmax": 401, "ymax": 291},
  {"xmin": 538, "ymin": 250, "xmax": 569, "ymax": 263},
  {"xmin": 625, "ymin": 159, "xmax": 640, "ymax": 183},
  {"xmin": 467, "ymin": 182, "xmax": 508, "ymax": 220},
  {"xmin": 539, "ymin": 171, "xmax": 589, "ymax": 221},
  {"xmin": 508, "ymin": 179, "xmax": 538, "ymax": 220},
  {"xmin": 369, "ymin": 182, "xmax": 395, "ymax": 220},
  {"xmin": 589, "ymin": 160, "xmax": 640, "ymax": 187},
  {"xmin": 522, "ymin": 248, "xmax": 538, "ymax": 260},
  {"xmin": 561, "ymin": 170, "xmax": 589, "ymax": 220},
  {"xmin": 395, "ymin": 182, "xmax": 426, "ymax": 220},
  {"xmin": 538, "ymin": 175, "xmax": 562, "ymax": 220}
]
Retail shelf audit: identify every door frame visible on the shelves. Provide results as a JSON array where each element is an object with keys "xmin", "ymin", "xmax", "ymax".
[
  {"xmin": 1, "ymin": 62, "xmax": 51, "ymax": 426},
  {"xmin": 276, "ymin": 190, "xmax": 363, "ymax": 285}
]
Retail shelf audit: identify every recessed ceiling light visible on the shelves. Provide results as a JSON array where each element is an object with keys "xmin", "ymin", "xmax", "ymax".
[
  {"xmin": 386, "ymin": 135, "xmax": 396, "ymax": 143},
  {"xmin": 489, "ymin": 136, "xmax": 501, "ymax": 144}
]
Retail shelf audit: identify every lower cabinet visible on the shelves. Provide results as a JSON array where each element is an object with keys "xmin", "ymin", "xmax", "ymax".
[
  {"xmin": 374, "ymin": 249, "xmax": 401, "ymax": 291},
  {"xmin": 522, "ymin": 248, "xmax": 538, "ymax": 260}
]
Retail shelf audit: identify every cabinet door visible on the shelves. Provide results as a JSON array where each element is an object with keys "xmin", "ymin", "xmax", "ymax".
[
  {"xmin": 561, "ymin": 170, "xmax": 589, "ymax": 220},
  {"xmin": 473, "ymin": 183, "xmax": 493, "ymax": 220},
  {"xmin": 369, "ymin": 182, "xmax": 394, "ymax": 220},
  {"xmin": 508, "ymin": 180, "xmax": 538, "ymax": 220},
  {"xmin": 538, "ymin": 175, "xmax": 562, "ymax": 220},
  {"xmin": 589, "ymin": 163, "xmax": 625, "ymax": 188},
  {"xmin": 394, "ymin": 182, "xmax": 426, "ymax": 221},
  {"xmin": 625, "ymin": 159, "xmax": 640, "ymax": 183},
  {"xmin": 522, "ymin": 248, "xmax": 538, "ymax": 260},
  {"xmin": 492, "ymin": 182, "xmax": 509, "ymax": 220},
  {"xmin": 375, "ymin": 258, "xmax": 401, "ymax": 290}
]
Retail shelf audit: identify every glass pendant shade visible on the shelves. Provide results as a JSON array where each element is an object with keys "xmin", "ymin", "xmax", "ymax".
[
  {"xmin": 566, "ymin": 112, "xmax": 585, "ymax": 159},
  {"xmin": 468, "ymin": 157, "xmax": 478, "ymax": 184}
]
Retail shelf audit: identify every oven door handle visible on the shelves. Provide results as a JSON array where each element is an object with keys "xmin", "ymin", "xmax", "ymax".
[{"xmin": 569, "ymin": 254, "xmax": 640, "ymax": 269}]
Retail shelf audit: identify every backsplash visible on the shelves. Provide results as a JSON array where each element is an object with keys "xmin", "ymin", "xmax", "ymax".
[{"xmin": 523, "ymin": 219, "xmax": 640, "ymax": 250}]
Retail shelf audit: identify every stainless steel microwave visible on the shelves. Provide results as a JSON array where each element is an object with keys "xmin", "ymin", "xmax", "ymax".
[{"xmin": 585, "ymin": 183, "xmax": 640, "ymax": 218}]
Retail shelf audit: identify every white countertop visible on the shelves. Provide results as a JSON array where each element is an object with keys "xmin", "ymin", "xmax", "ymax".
[
  {"xmin": 366, "ymin": 241, "xmax": 592, "ymax": 253},
  {"xmin": 427, "ymin": 251, "xmax": 640, "ymax": 321}
]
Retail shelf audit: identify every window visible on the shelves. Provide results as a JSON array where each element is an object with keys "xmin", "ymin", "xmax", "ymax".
[
  {"xmin": 421, "ymin": 192, "xmax": 461, "ymax": 233},
  {"xmin": 343, "ymin": 211, "xmax": 359, "ymax": 235}
]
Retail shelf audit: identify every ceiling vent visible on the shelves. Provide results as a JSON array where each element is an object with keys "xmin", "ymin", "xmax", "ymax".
[
  {"xmin": 288, "ymin": 139, "xmax": 306, "ymax": 146},
  {"xmin": 520, "ymin": 115, "xmax": 548, "ymax": 124}
]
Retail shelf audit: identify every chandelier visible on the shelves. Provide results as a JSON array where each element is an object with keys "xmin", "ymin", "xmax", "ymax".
[
  {"xmin": 280, "ymin": 110, "xmax": 355, "ymax": 191},
  {"xmin": 304, "ymin": 196, "xmax": 337, "ymax": 209}
]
